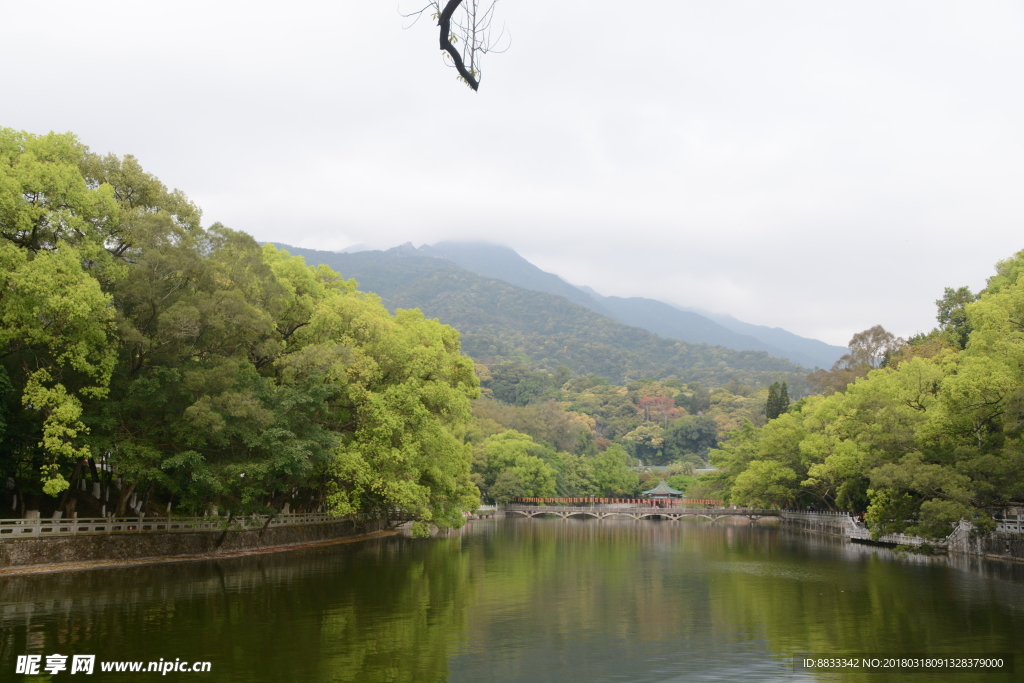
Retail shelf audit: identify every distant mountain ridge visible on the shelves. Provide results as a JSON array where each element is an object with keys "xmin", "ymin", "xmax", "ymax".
[
  {"xmin": 272, "ymin": 243, "xmax": 807, "ymax": 388},
  {"xmin": 414, "ymin": 241, "xmax": 845, "ymax": 369},
  {"xmin": 419, "ymin": 242, "xmax": 614, "ymax": 316},
  {"xmin": 672, "ymin": 306, "xmax": 847, "ymax": 371},
  {"xmin": 588, "ymin": 294, "xmax": 809, "ymax": 365}
]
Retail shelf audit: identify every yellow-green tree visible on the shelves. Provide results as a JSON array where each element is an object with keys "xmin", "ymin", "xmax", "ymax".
[
  {"xmin": 0, "ymin": 129, "xmax": 119, "ymax": 495},
  {"xmin": 1, "ymin": 128, "xmax": 482, "ymax": 530}
]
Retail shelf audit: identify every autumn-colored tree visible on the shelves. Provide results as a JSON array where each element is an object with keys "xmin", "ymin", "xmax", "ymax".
[{"xmin": 636, "ymin": 394, "xmax": 681, "ymax": 425}]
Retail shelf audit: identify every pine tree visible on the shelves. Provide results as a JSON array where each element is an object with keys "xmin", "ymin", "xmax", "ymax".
[
  {"xmin": 765, "ymin": 382, "xmax": 781, "ymax": 420},
  {"xmin": 778, "ymin": 381, "xmax": 790, "ymax": 416}
]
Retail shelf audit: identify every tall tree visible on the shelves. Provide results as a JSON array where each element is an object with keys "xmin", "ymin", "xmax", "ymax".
[
  {"xmin": 0, "ymin": 129, "xmax": 120, "ymax": 494},
  {"xmin": 847, "ymin": 325, "xmax": 903, "ymax": 369},
  {"xmin": 592, "ymin": 445, "xmax": 639, "ymax": 496},
  {"xmin": 935, "ymin": 286, "xmax": 978, "ymax": 349},
  {"xmin": 663, "ymin": 415, "xmax": 719, "ymax": 460},
  {"xmin": 471, "ymin": 430, "xmax": 557, "ymax": 501},
  {"xmin": 808, "ymin": 326, "xmax": 904, "ymax": 395},
  {"xmin": 765, "ymin": 382, "xmax": 781, "ymax": 420},
  {"xmin": 636, "ymin": 393, "xmax": 680, "ymax": 425},
  {"xmin": 688, "ymin": 383, "xmax": 712, "ymax": 414},
  {"xmin": 778, "ymin": 381, "xmax": 790, "ymax": 415}
]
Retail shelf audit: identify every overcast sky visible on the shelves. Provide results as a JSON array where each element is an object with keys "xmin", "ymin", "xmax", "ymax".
[{"xmin": 5, "ymin": 1, "xmax": 1024, "ymax": 346}]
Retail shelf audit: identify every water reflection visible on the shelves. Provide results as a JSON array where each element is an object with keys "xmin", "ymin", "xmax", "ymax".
[{"xmin": 0, "ymin": 519, "xmax": 1020, "ymax": 682}]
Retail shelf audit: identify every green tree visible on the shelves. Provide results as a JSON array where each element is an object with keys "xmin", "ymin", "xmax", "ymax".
[
  {"xmin": 549, "ymin": 452, "xmax": 598, "ymax": 496},
  {"xmin": 765, "ymin": 382, "xmax": 780, "ymax": 420},
  {"xmin": 0, "ymin": 129, "xmax": 120, "ymax": 495},
  {"xmin": 486, "ymin": 362, "xmax": 555, "ymax": 406},
  {"xmin": 592, "ymin": 445, "xmax": 639, "ymax": 496},
  {"xmin": 621, "ymin": 423, "xmax": 665, "ymax": 465},
  {"xmin": 471, "ymin": 398, "xmax": 597, "ymax": 454},
  {"xmin": 808, "ymin": 326, "xmax": 904, "ymax": 395},
  {"xmin": 935, "ymin": 286, "xmax": 978, "ymax": 349},
  {"xmin": 663, "ymin": 415, "xmax": 719, "ymax": 460},
  {"xmin": 765, "ymin": 381, "xmax": 790, "ymax": 420},
  {"xmin": 731, "ymin": 460, "xmax": 798, "ymax": 508},
  {"xmin": 472, "ymin": 430, "xmax": 557, "ymax": 501},
  {"xmin": 489, "ymin": 471, "xmax": 525, "ymax": 504},
  {"xmin": 2, "ymin": 129, "xmax": 485, "ymax": 530},
  {"xmin": 688, "ymin": 383, "xmax": 712, "ymax": 414}
]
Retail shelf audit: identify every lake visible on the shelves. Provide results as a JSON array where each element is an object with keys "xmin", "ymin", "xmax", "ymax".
[{"xmin": 2, "ymin": 518, "xmax": 1022, "ymax": 682}]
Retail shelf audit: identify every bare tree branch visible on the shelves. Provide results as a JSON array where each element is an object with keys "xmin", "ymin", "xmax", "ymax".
[
  {"xmin": 439, "ymin": 0, "xmax": 479, "ymax": 90},
  {"xmin": 401, "ymin": 0, "xmax": 508, "ymax": 90}
]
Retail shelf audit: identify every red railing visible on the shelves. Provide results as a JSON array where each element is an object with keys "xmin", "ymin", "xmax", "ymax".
[{"xmin": 511, "ymin": 497, "xmax": 723, "ymax": 507}]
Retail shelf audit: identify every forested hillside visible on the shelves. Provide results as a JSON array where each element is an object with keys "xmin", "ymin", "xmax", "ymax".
[
  {"xmin": 683, "ymin": 307, "xmax": 848, "ymax": 370},
  {"xmin": 420, "ymin": 241, "xmax": 612, "ymax": 314},
  {"xmin": 414, "ymin": 240, "xmax": 847, "ymax": 369},
  {"xmin": 275, "ymin": 244, "xmax": 809, "ymax": 389},
  {"xmin": 457, "ymin": 371, "xmax": 776, "ymax": 504},
  {"xmin": 593, "ymin": 294, "xmax": 819, "ymax": 367}
]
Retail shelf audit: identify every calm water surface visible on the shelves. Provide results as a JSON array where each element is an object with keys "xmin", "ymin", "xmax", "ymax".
[{"xmin": 1, "ymin": 518, "xmax": 1022, "ymax": 682}]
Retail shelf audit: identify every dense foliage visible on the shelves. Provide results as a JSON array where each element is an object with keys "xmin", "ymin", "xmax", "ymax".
[
  {"xmin": 0, "ymin": 129, "xmax": 479, "ymax": 531},
  {"xmin": 704, "ymin": 259, "xmax": 1024, "ymax": 538},
  {"xmin": 456, "ymin": 370, "xmax": 790, "ymax": 501}
]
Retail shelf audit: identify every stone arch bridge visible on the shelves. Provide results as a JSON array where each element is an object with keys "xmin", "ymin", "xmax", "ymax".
[{"xmin": 503, "ymin": 505, "xmax": 778, "ymax": 523}]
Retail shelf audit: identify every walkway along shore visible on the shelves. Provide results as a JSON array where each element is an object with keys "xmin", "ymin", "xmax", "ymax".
[{"xmin": 0, "ymin": 513, "xmax": 391, "ymax": 576}]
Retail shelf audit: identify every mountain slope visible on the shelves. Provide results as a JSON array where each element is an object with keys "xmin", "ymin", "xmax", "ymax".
[
  {"xmin": 674, "ymin": 306, "xmax": 847, "ymax": 369},
  {"xmin": 274, "ymin": 243, "xmax": 806, "ymax": 387},
  {"xmin": 593, "ymin": 295, "xmax": 814, "ymax": 365},
  {"xmin": 418, "ymin": 241, "xmax": 614, "ymax": 315},
  {"xmin": 416, "ymin": 241, "xmax": 842, "ymax": 368}
]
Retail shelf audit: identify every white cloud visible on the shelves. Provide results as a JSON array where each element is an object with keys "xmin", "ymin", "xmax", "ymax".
[{"xmin": 4, "ymin": 0, "xmax": 1023, "ymax": 346}]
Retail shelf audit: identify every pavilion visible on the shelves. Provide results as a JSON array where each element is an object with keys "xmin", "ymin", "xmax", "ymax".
[{"xmin": 642, "ymin": 480, "xmax": 684, "ymax": 500}]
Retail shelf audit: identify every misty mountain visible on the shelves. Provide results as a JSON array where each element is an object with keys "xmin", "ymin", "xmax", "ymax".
[
  {"xmin": 672, "ymin": 306, "xmax": 847, "ymax": 370},
  {"xmin": 419, "ymin": 241, "xmax": 614, "ymax": 315},
  {"xmin": 589, "ymin": 295, "xmax": 819, "ymax": 368},
  {"xmin": 413, "ymin": 241, "xmax": 844, "ymax": 369},
  {"xmin": 273, "ymin": 243, "xmax": 806, "ymax": 388}
]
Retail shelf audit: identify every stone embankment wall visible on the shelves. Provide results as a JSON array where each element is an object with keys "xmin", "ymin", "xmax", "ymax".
[
  {"xmin": 779, "ymin": 511, "xmax": 856, "ymax": 538},
  {"xmin": 782, "ymin": 511, "xmax": 1024, "ymax": 563},
  {"xmin": 972, "ymin": 533, "xmax": 1024, "ymax": 562},
  {"xmin": 946, "ymin": 520, "xmax": 1024, "ymax": 563},
  {"xmin": 0, "ymin": 518, "xmax": 386, "ymax": 570}
]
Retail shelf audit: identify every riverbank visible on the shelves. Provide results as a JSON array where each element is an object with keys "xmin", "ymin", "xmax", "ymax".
[
  {"xmin": 0, "ymin": 519, "xmax": 391, "ymax": 576},
  {"xmin": 780, "ymin": 510, "xmax": 1024, "ymax": 563}
]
